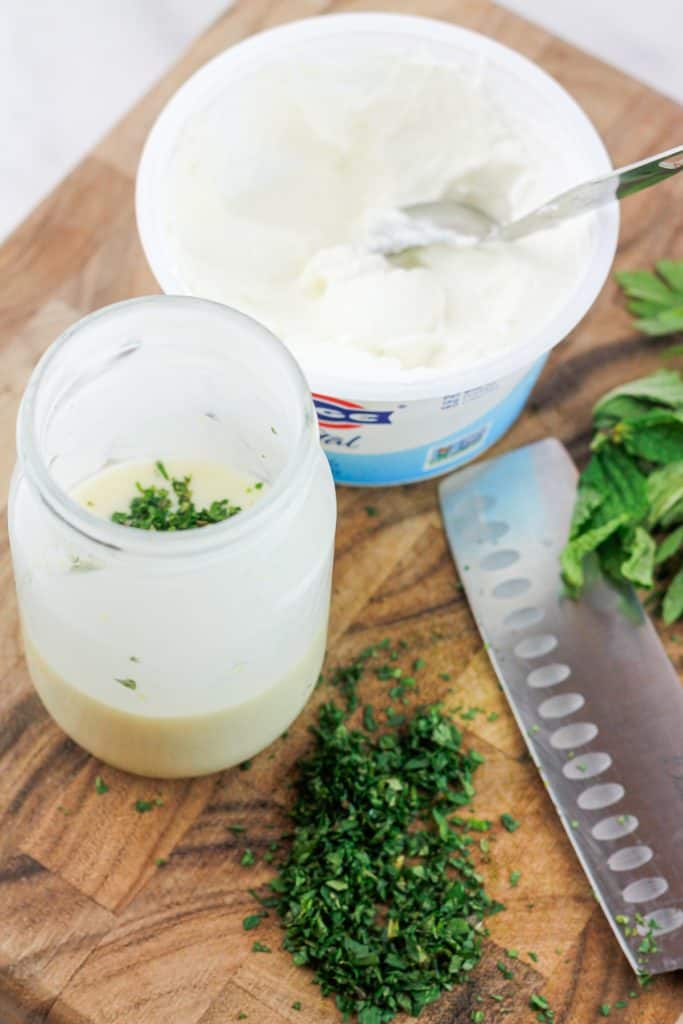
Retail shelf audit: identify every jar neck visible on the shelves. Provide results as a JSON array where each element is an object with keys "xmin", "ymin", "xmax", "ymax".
[{"xmin": 17, "ymin": 296, "xmax": 321, "ymax": 560}]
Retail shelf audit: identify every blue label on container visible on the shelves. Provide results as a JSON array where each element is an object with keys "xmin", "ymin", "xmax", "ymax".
[{"xmin": 324, "ymin": 358, "xmax": 545, "ymax": 486}]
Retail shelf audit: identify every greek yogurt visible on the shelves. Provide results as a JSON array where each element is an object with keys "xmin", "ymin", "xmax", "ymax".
[
  {"xmin": 136, "ymin": 13, "xmax": 619, "ymax": 484},
  {"xmin": 164, "ymin": 54, "xmax": 590, "ymax": 378}
]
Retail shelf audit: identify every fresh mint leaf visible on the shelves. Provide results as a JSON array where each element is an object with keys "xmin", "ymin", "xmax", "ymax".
[
  {"xmin": 621, "ymin": 410, "xmax": 683, "ymax": 464},
  {"xmin": 616, "ymin": 263, "xmax": 683, "ymax": 337},
  {"xmin": 621, "ymin": 527, "xmax": 656, "ymax": 588},
  {"xmin": 594, "ymin": 369, "xmax": 683, "ymax": 414},
  {"xmin": 657, "ymin": 260, "xmax": 683, "ymax": 294},
  {"xmin": 656, "ymin": 524, "xmax": 683, "ymax": 565},
  {"xmin": 594, "ymin": 395, "xmax": 655, "ymax": 429},
  {"xmin": 568, "ymin": 484, "xmax": 604, "ymax": 537},
  {"xmin": 647, "ymin": 462, "xmax": 683, "ymax": 526},
  {"xmin": 664, "ymin": 567, "xmax": 683, "ymax": 624},
  {"xmin": 561, "ymin": 515, "xmax": 628, "ymax": 592},
  {"xmin": 637, "ymin": 307, "xmax": 683, "ymax": 336},
  {"xmin": 615, "ymin": 269, "xmax": 676, "ymax": 307},
  {"xmin": 582, "ymin": 446, "xmax": 649, "ymax": 525}
]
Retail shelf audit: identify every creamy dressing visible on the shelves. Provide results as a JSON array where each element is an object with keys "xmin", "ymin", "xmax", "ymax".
[
  {"xmin": 19, "ymin": 458, "xmax": 328, "ymax": 778},
  {"xmin": 72, "ymin": 457, "xmax": 265, "ymax": 521},
  {"xmin": 24, "ymin": 628, "xmax": 325, "ymax": 778},
  {"xmin": 164, "ymin": 54, "xmax": 591, "ymax": 378}
]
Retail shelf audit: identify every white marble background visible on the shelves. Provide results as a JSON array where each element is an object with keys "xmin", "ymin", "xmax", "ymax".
[{"xmin": 1, "ymin": 0, "xmax": 681, "ymax": 242}]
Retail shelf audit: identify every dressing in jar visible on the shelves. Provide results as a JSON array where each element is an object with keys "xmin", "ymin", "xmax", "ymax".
[{"xmin": 10, "ymin": 296, "xmax": 336, "ymax": 777}]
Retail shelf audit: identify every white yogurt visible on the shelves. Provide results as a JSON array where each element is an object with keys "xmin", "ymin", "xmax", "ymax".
[{"xmin": 163, "ymin": 53, "xmax": 590, "ymax": 378}]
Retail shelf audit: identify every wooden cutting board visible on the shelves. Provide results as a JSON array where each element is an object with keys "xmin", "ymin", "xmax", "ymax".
[{"xmin": 1, "ymin": 2, "xmax": 682, "ymax": 1022}]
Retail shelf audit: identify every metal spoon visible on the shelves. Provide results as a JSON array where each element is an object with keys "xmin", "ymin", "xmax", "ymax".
[{"xmin": 370, "ymin": 145, "xmax": 683, "ymax": 255}]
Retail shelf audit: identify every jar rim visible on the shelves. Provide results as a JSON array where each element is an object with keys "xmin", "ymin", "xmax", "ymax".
[{"xmin": 17, "ymin": 295, "xmax": 320, "ymax": 558}]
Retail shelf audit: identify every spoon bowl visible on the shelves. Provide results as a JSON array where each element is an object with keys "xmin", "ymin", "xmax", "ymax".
[{"xmin": 372, "ymin": 145, "xmax": 683, "ymax": 256}]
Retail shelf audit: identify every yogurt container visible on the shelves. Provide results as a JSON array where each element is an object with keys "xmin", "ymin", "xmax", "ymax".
[{"xmin": 136, "ymin": 13, "xmax": 619, "ymax": 487}]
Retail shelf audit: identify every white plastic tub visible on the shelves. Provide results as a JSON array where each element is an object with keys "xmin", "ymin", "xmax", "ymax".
[{"xmin": 136, "ymin": 13, "xmax": 619, "ymax": 487}]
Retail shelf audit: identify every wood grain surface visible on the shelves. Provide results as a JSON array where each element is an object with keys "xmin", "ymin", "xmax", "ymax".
[{"xmin": 1, "ymin": 2, "xmax": 683, "ymax": 1022}]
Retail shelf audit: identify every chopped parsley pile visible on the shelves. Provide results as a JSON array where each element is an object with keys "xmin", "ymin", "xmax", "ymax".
[
  {"xmin": 241, "ymin": 643, "xmax": 510, "ymax": 1024},
  {"xmin": 111, "ymin": 460, "xmax": 241, "ymax": 530}
]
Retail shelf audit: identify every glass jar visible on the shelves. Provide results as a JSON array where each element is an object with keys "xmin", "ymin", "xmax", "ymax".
[{"xmin": 10, "ymin": 296, "xmax": 336, "ymax": 778}]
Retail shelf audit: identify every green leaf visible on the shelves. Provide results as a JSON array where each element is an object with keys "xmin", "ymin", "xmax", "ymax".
[
  {"xmin": 582, "ymin": 446, "xmax": 649, "ymax": 524},
  {"xmin": 663, "ymin": 567, "xmax": 683, "ymax": 625},
  {"xmin": 620, "ymin": 527, "xmax": 656, "ymax": 588},
  {"xmin": 647, "ymin": 461, "xmax": 683, "ymax": 526},
  {"xmin": 568, "ymin": 484, "xmax": 604, "ymax": 537},
  {"xmin": 621, "ymin": 410, "xmax": 683, "ymax": 464},
  {"xmin": 615, "ymin": 270, "xmax": 675, "ymax": 307},
  {"xmin": 636, "ymin": 307, "xmax": 683, "ymax": 337},
  {"xmin": 594, "ymin": 395, "xmax": 657, "ymax": 429},
  {"xmin": 594, "ymin": 370, "xmax": 683, "ymax": 415},
  {"xmin": 656, "ymin": 260, "xmax": 683, "ymax": 294},
  {"xmin": 655, "ymin": 525, "xmax": 683, "ymax": 565},
  {"xmin": 561, "ymin": 514, "xmax": 629, "ymax": 592},
  {"xmin": 358, "ymin": 1009, "xmax": 383, "ymax": 1024}
]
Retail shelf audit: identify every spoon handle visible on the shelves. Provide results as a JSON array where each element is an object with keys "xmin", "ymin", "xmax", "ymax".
[{"xmin": 501, "ymin": 145, "xmax": 683, "ymax": 242}]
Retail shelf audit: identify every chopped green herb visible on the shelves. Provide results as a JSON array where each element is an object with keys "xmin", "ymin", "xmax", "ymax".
[
  {"xmin": 509, "ymin": 870, "xmax": 521, "ymax": 887},
  {"xmin": 598, "ymin": 1004, "xmax": 611, "ymax": 1017},
  {"xmin": 470, "ymin": 1012, "xmax": 484, "ymax": 1023},
  {"xmin": 134, "ymin": 799, "xmax": 155, "ymax": 813},
  {"xmin": 412, "ymin": 657, "xmax": 426, "ymax": 671},
  {"xmin": 228, "ymin": 824, "xmax": 247, "ymax": 834},
  {"xmin": 94, "ymin": 775, "xmax": 109, "ymax": 795},
  {"xmin": 571, "ymin": 820, "xmax": 580, "ymax": 829},
  {"xmin": 57, "ymin": 805, "xmax": 72, "ymax": 816},
  {"xmin": 129, "ymin": 655, "xmax": 140, "ymax": 663},
  {"xmin": 497, "ymin": 961, "xmax": 514, "ymax": 980},
  {"xmin": 365, "ymin": 506, "xmax": 378, "ymax": 517},
  {"xmin": 265, "ymin": 668, "xmax": 497, "ymax": 1022},
  {"xmin": 506, "ymin": 948, "xmax": 518, "ymax": 959},
  {"xmin": 115, "ymin": 677, "xmax": 137, "ymax": 690},
  {"xmin": 439, "ymin": 672, "xmax": 451, "ymax": 681},
  {"xmin": 240, "ymin": 849, "xmax": 256, "ymax": 867},
  {"xmin": 530, "ymin": 724, "xmax": 540, "ymax": 733},
  {"xmin": 291, "ymin": 1002, "xmax": 301, "ymax": 1011},
  {"xmin": 251, "ymin": 941, "xmax": 271, "ymax": 953},
  {"xmin": 242, "ymin": 913, "xmax": 267, "ymax": 931},
  {"xmin": 237, "ymin": 1013, "xmax": 247, "ymax": 1020},
  {"xmin": 112, "ymin": 463, "xmax": 241, "ymax": 531},
  {"xmin": 528, "ymin": 951, "xmax": 539, "ymax": 962},
  {"xmin": 486, "ymin": 711, "xmax": 499, "ymax": 722},
  {"xmin": 500, "ymin": 813, "xmax": 520, "ymax": 833},
  {"xmin": 362, "ymin": 705, "xmax": 378, "ymax": 732},
  {"xmin": 155, "ymin": 857, "xmax": 167, "ymax": 868},
  {"xmin": 239, "ymin": 760, "xmax": 253, "ymax": 771}
]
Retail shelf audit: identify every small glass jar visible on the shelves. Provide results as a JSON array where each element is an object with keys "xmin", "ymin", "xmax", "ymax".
[{"xmin": 10, "ymin": 296, "xmax": 336, "ymax": 777}]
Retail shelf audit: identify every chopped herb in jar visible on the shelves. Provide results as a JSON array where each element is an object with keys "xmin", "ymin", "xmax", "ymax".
[
  {"xmin": 111, "ymin": 461, "xmax": 241, "ymax": 531},
  {"xmin": 115, "ymin": 677, "xmax": 137, "ymax": 690}
]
